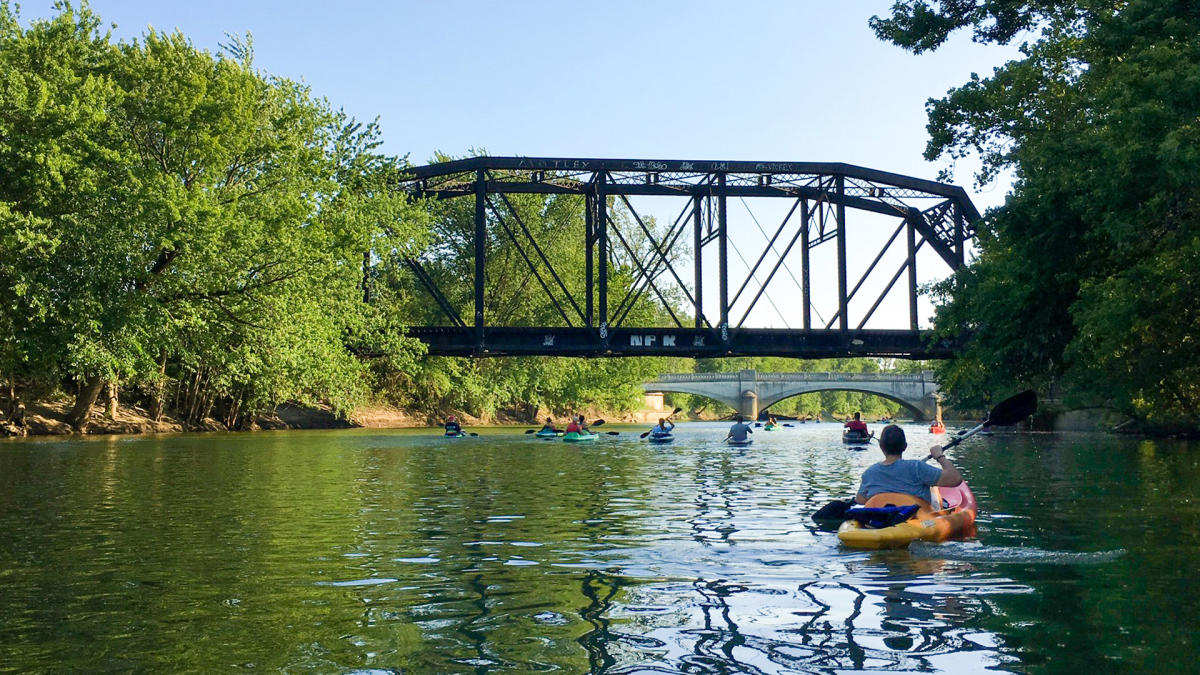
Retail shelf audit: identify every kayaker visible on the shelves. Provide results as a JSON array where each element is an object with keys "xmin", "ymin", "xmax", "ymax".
[
  {"xmin": 539, "ymin": 417, "xmax": 558, "ymax": 433},
  {"xmin": 444, "ymin": 415, "xmax": 463, "ymax": 435},
  {"xmin": 854, "ymin": 425, "xmax": 962, "ymax": 505},
  {"xmin": 651, "ymin": 417, "xmax": 674, "ymax": 435},
  {"xmin": 725, "ymin": 415, "xmax": 753, "ymax": 443},
  {"xmin": 565, "ymin": 415, "xmax": 588, "ymax": 435},
  {"xmin": 767, "ymin": 416, "xmax": 778, "ymax": 427},
  {"xmin": 844, "ymin": 412, "xmax": 869, "ymax": 434}
]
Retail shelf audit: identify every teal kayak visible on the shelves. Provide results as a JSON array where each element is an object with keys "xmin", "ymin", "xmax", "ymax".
[
  {"xmin": 562, "ymin": 431, "xmax": 596, "ymax": 443},
  {"xmin": 535, "ymin": 430, "xmax": 562, "ymax": 438},
  {"xmin": 444, "ymin": 431, "xmax": 466, "ymax": 438}
]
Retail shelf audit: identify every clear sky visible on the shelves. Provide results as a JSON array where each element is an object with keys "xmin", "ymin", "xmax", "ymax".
[{"xmin": 21, "ymin": 1, "xmax": 1020, "ymax": 330}]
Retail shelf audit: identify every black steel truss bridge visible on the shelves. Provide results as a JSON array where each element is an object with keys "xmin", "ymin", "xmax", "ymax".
[{"xmin": 396, "ymin": 156, "xmax": 980, "ymax": 359}]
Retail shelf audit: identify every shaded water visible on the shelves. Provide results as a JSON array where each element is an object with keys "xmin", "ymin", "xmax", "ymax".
[{"xmin": 1, "ymin": 423, "xmax": 1196, "ymax": 673}]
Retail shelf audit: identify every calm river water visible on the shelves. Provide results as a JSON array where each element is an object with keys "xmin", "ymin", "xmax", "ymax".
[{"xmin": 2, "ymin": 422, "xmax": 1197, "ymax": 673}]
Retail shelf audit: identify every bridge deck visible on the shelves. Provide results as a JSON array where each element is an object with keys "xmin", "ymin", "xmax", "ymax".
[{"xmin": 408, "ymin": 327, "xmax": 955, "ymax": 359}]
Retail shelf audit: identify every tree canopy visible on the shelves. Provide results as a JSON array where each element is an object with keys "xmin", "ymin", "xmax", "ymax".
[{"xmin": 874, "ymin": 0, "xmax": 1200, "ymax": 428}]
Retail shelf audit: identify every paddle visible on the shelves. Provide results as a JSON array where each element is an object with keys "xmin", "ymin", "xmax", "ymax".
[
  {"xmin": 812, "ymin": 390, "xmax": 1038, "ymax": 524},
  {"xmin": 585, "ymin": 419, "xmax": 620, "ymax": 436},
  {"xmin": 929, "ymin": 389, "xmax": 1037, "ymax": 457},
  {"xmin": 640, "ymin": 408, "xmax": 682, "ymax": 438}
]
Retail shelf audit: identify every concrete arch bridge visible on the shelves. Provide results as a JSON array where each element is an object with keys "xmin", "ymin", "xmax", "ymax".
[{"xmin": 642, "ymin": 370, "xmax": 939, "ymax": 420}]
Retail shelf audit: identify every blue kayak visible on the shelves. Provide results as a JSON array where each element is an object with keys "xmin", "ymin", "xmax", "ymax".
[
  {"xmin": 648, "ymin": 432, "xmax": 674, "ymax": 444},
  {"xmin": 535, "ymin": 430, "xmax": 562, "ymax": 438}
]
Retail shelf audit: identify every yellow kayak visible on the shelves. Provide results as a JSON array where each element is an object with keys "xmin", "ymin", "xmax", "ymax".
[{"xmin": 837, "ymin": 483, "xmax": 977, "ymax": 549}]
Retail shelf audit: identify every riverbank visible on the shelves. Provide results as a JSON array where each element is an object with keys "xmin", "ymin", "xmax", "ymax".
[{"xmin": 0, "ymin": 400, "xmax": 675, "ymax": 438}]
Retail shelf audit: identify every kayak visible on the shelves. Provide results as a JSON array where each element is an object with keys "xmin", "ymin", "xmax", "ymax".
[
  {"xmin": 562, "ymin": 431, "xmax": 596, "ymax": 443},
  {"xmin": 444, "ymin": 431, "xmax": 467, "ymax": 438},
  {"xmin": 837, "ymin": 482, "xmax": 978, "ymax": 549},
  {"xmin": 763, "ymin": 424, "xmax": 777, "ymax": 431},
  {"xmin": 842, "ymin": 430, "xmax": 872, "ymax": 445},
  {"xmin": 648, "ymin": 432, "xmax": 674, "ymax": 444},
  {"xmin": 535, "ymin": 429, "xmax": 562, "ymax": 438},
  {"xmin": 930, "ymin": 424, "xmax": 946, "ymax": 435},
  {"xmin": 726, "ymin": 438, "xmax": 753, "ymax": 446}
]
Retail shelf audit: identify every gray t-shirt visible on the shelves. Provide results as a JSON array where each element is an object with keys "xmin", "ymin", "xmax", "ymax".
[
  {"xmin": 857, "ymin": 459, "xmax": 942, "ymax": 502},
  {"xmin": 728, "ymin": 422, "xmax": 752, "ymax": 441}
]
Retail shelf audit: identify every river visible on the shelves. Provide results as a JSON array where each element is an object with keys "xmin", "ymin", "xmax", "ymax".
[{"xmin": 1, "ymin": 422, "xmax": 1195, "ymax": 673}]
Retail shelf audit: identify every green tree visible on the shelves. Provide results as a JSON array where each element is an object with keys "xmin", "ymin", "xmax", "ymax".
[
  {"xmin": 0, "ymin": 2, "xmax": 426, "ymax": 429},
  {"xmin": 874, "ymin": 0, "xmax": 1200, "ymax": 428}
]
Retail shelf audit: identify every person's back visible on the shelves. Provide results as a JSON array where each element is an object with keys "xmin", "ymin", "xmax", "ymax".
[
  {"xmin": 565, "ymin": 419, "xmax": 582, "ymax": 433},
  {"xmin": 856, "ymin": 424, "xmax": 962, "ymax": 505},
  {"xmin": 540, "ymin": 418, "xmax": 556, "ymax": 432},
  {"xmin": 845, "ymin": 412, "xmax": 868, "ymax": 433},
  {"xmin": 728, "ymin": 418, "xmax": 751, "ymax": 441}
]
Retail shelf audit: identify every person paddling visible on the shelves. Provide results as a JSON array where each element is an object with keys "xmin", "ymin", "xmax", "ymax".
[
  {"xmin": 725, "ymin": 415, "xmax": 753, "ymax": 443},
  {"xmin": 854, "ymin": 425, "xmax": 962, "ymax": 505},
  {"xmin": 444, "ymin": 415, "xmax": 463, "ymax": 436},
  {"xmin": 539, "ymin": 417, "xmax": 559, "ymax": 433},
  {"xmin": 650, "ymin": 417, "xmax": 674, "ymax": 435},
  {"xmin": 565, "ymin": 415, "xmax": 589, "ymax": 436},
  {"xmin": 844, "ymin": 411, "xmax": 869, "ymax": 435}
]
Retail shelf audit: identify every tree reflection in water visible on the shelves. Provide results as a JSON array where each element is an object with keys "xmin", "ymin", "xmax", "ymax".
[{"xmin": 575, "ymin": 569, "xmax": 1016, "ymax": 674}]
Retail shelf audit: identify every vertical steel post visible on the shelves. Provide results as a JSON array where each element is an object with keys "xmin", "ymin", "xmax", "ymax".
[
  {"xmin": 585, "ymin": 193, "xmax": 594, "ymax": 327},
  {"xmin": 717, "ymin": 173, "xmax": 728, "ymax": 338},
  {"xmin": 954, "ymin": 205, "xmax": 965, "ymax": 267},
  {"xmin": 362, "ymin": 251, "xmax": 371, "ymax": 304},
  {"xmin": 907, "ymin": 217, "xmax": 918, "ymax": 330},
  {"xmin": 801, "ymin": 199, "xmax": 811, "ymax": 330},
  {"xmin": 693, "ymin": 194, "xmax": 703, "ymax": 328},
  {"xmin": 597, "ymin": 172, "xmax": 608, "ymax": 336},
  {"xmin": 474, "ymin": 169, "xmax": 486, "ymax": 348},
  {"xmin": 835, "ymin": 175, "xmax": 848, "ymax": 332}
]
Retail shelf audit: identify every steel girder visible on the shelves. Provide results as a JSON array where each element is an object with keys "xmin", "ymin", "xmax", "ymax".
[{"xmin": 391, "ymin": 157, "xmax": 980, "ymax": 359}]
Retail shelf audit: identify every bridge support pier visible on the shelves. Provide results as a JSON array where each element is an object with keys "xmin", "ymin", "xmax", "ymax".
[{"xmin": 740, "ymin": 390, "xmax": 758, "ymax": 421}]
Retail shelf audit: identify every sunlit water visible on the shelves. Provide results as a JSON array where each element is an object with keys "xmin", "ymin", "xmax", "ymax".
[{"xmin": 2, "ymin": 422, "xmax": 1196, "ymax": 673}]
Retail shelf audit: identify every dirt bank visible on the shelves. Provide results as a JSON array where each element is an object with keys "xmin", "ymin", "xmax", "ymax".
[{"xmin": 1, "ymin": 400, "xmax": 676, "ymax": 438}]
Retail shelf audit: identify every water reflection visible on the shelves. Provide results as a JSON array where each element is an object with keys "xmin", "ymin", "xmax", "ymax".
[{"xmin": 1, "ymin": 425, "xmax": 1193, "ymax": 672}]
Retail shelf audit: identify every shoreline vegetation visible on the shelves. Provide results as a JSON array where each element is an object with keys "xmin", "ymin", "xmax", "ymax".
[{"xmin": 4, "ymin": 4, "xmax": 1195, "ymax": 437}]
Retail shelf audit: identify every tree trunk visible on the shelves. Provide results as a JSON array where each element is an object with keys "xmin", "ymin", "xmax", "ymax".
[
  {"xmin": 68, "ymin": 375, "xmax": 105, "ymax": 431},
  {"xmin": 149, "ymin": 350, "xmax": 167, "ymax": 421},
  {"xmin": 105, "ymin": 381, "xmax": 119, "ymax": 419}
]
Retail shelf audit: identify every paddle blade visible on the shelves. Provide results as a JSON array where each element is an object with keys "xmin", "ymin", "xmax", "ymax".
[
  {"xmin": 671, "ymin": 407, "xmax": 682, "ymax": 415},
  {"xmin": 639, "ymin": 431, "xmax": 650, "ymax": 438},
  {"xmin": 986, "ymin": 390, "xmax": 1038, "ymax": 427},
  {"xmin": 591, "ymin": 419, "xmax": 606, "ymax": 427},
  {"xmin": 469, "ymin": 433, "xmax": 479, "ymax": 437},
  {"xmin": 525, "ymin": 429, "xmax": 536, "ymax": 434},
  {"xmin": 812, "ymin": 499, "xmax": 854, "ymax": 523},
  {"xmin": 604, "ymin": 431, "xmax": 620, "ymax": 436}
]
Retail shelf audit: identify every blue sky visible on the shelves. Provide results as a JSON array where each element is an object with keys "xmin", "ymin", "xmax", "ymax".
[{"xmin": 22, "ymin": 1, "xmax": 1021, "ymax": 329}]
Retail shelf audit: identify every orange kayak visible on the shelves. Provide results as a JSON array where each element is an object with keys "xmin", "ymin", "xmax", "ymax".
[{"xmin": 837, "ymin": 483, "xmax": 977, "ymax": 549}]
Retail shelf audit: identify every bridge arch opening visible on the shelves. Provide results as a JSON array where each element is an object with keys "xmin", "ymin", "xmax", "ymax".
[{"xmin": 759, "ymin": 387, "xmax": 926, "ymax": 421}]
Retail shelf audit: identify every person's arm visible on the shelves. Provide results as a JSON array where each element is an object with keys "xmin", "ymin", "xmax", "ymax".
[
  {"xmin": 929, "ymin": 445, "xmax": 963, "ymax": 486},
  {"xmin": 854, "ymin": 493, "xmax": 867, "ymax": 505}
]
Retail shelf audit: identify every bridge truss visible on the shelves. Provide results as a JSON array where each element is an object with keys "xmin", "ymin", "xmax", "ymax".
[{"xmin": 395, "ymin": 157, "xmax": 980, "ymax": 359}]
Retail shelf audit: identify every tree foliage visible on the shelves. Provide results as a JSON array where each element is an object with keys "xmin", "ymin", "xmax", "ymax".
[
  {"xmin": 0, "ymin": 1, "xmax": 426, "ymax": 429},
  {"xmin": 875, "ymin": 1, "xmax": 1200, "ymax": 428}
]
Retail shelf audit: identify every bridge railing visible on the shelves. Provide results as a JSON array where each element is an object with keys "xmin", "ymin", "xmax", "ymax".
[{"xmin": 651, "ymin": 371, "xmax": 935, "ymax": 383}]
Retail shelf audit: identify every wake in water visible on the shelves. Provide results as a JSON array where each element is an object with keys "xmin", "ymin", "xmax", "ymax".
[{"xmin": 909, "ymin": 540, "xmax": 1125, "ymax": 565}]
